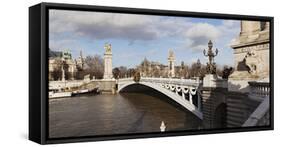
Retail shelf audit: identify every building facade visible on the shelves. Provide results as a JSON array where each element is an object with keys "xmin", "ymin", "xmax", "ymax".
[
  {"xmin": 137, "ymin": 50, "xmax": 188, "ymax": 78},
  {"xmin": 49, "ymin": 49, "xmax": 84, "ymax": 81}
]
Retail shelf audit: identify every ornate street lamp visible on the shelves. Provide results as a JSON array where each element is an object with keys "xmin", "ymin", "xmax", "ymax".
[{"xmin": 203, "ymin": 40, "xmax": 219, "ymax": 74}]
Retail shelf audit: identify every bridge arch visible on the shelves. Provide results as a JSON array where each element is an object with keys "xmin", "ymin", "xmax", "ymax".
[{"xmin": 118, "ymin": 81, "xmax": 203, "ymax": 119}]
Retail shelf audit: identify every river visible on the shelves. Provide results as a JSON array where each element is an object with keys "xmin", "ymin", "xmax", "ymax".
[{"xmin": 49, "ymin": 91, "xmax": 201, "ymax": 138}]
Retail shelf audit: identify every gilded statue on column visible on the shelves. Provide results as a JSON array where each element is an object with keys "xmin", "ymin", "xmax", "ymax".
[{"xmin": 104, "ymin": 43, "xmax": 112, "ymax": 54}]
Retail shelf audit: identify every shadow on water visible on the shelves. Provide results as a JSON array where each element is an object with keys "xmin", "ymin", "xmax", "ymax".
[
  {"xmin": 120, "ymin": 83, "xmax": 199, "ymax": 115},
  {"xmin": 119, "ymin": 83, "xmax": 202, "ymax": 131},
  {"xmin": 127, "ymin": 111, "xmax": 146, "ymax": 132}
]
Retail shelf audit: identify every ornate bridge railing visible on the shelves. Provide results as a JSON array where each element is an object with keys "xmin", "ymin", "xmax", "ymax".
[
  {"xmin": 140, "ymin": 77, "xmax": 202, "ymax": 111},
  {"xmin": 49, "ymin": 80, "xmax": 86, "ymax": 90},
  {"xmin": 140, "ymin": 77, "xmax": 201, "ymax": 86},
  {"xmin": 248, "ymin": 81, "xmax": 270, "ymax": 102}
]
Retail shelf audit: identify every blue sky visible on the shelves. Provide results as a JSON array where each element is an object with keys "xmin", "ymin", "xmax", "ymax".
[{"xmin": 49, "ymin": 9, "xmax": 240, "ymax": 68}]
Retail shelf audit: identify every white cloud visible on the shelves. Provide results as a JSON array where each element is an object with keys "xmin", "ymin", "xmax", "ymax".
[
  {"xmin": 49, "ymin": 9, "xmax": 240, "ymax": 55},
  {"xmin": 49, "ymin": 38, "xmax": 82, "ymax": 56},
  {"xmin": 186, "ymin": 23, "xmax": 221, "ymax": 39},
  {"xmin": 179, "ymin": 20, "xmax": 240, "ymax": 52},
  {"xmin": 49, "ymin": 10, "xmax": 196, "ymax": 42},
  {"xmin": 222, "ymin": 20, "xmax": 238, "ymax": 28},
  {"xmin": 183, "ymin": 23, "xmax": 221, "ymax": 51},
  {"xmin": 49, "ymin": 10, "xmax": 160, "ymax": 41}
]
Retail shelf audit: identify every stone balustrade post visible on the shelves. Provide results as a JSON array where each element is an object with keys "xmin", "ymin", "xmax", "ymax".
[
  {"xmin": 189, "ymin": 91, "xmax": 193, "ymax": 105},
  {"xmin": 197, "ymin": 93, "xmax": 201, "ymax": 111},
  {"xmin": 182, "ymin": 89, "xmax": 186, "ymax": 100}
]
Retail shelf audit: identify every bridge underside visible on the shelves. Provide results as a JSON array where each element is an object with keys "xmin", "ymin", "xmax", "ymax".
[
  {"xmin": 118, "ymin": 82, "xmax": 203, "ymax": 119},
  {"xmin": 119, "ymin": 83, "xmax": 161, "ymax": 93}
]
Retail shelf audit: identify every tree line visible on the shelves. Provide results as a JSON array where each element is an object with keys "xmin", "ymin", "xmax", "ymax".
[{"xmin": 50, "ymin": 55, "xmax": 234, "ymax": 81}]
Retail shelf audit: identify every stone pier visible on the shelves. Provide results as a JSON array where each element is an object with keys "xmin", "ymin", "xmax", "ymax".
[
  {"xmin": 201, "ymin": 74, "xmax": 227, "ymax": 129},
  {"xmin": 102, "ymin": 43, "xmax": 115, "ymax": 93},
  {"xmin": 227, "ymin": 20, "xmax": 270, "ymax": 127}
]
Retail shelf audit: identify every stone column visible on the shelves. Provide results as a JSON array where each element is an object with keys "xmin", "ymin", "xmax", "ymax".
[
  {"xmin": 70, "ymin": 65, "xmax": 74, "ymax": 80},
  {"xmin": 168, "ymin": 49, "xmax": 175, "ymax": 78},
  {"xmin": 61, "ymin": 66, "xmax": 65, "ymax": 82},
  {"xmin": 103, "ymin": 43, "xmax": 113, "ymax": 79}
]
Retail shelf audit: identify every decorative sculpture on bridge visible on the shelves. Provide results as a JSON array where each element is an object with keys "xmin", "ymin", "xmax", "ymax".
[
  {"xmin": 244, "ymin": 50, "xmax": 259, "ymax": 74},
  {"xmin": 133, "ymin": 71, "xmax": 141, "ymax": 82},
  {"xmin": 203, "ymin": 40, "xmax": 218, "ymax": 74},
  {"xmin": 104, "ymin": 43, "xmax": 112, "ymax": 53}
]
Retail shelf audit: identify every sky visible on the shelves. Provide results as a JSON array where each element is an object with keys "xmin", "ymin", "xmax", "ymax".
[{"xmin": 49, "ymin": 9, "xmax": 240, "ymax": 68}]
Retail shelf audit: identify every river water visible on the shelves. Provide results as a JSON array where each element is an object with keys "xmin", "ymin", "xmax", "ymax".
[{"xmin": 49, "ymin": 91, "xmax": 201, "ymax": 138}]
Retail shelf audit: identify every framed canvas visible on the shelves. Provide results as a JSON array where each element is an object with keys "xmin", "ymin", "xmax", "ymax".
[{"xmin": 29, "ymin": 2, "xmax": 274, "ymax": 144}]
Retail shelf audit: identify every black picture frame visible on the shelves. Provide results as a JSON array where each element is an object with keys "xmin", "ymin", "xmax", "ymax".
[{"xmin": 29, "ymin": 2, "xmax": 274, "ymax": 144}]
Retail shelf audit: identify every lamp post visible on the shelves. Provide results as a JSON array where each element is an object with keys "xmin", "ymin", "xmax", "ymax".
[{"xmin": 203, "ymin": 40, "xmax": 218, "ymax": 74}]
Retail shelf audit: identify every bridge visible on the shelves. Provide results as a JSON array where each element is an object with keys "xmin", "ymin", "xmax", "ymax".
[{"xmin": 117, "ymin": 77, "xmax": 203, "ymax": 119}]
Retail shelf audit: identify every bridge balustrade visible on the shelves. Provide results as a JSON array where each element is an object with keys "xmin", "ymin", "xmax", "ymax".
[
  {"xmin": 248, "ymin": 81, "xmax": 270, "ymax": 102},
  {"xmin": 117, "ymin": 77, "xmax": 203, "ymax": 119},
  {"xmin": 136, "ymin": 77, "xmax": 202, "ymax": 111}
]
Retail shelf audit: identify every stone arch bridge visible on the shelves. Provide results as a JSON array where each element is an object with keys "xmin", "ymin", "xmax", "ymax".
[{"xmin": 117, "ymin": 77, "xmax": 203, "ymax": 119}]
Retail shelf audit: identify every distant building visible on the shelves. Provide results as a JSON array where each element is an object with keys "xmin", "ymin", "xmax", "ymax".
[
  {"xmin": 137, "ymin": 57, "xmax": 168, "ymax": 77},
  {"xmin": 75, "ymin": 50, "xmax": 85, "ymax": 70},
  {"xmin": 137, "ymin": 50, "xmax": 189, "ymax": 78},
  {"xmin": 49, "ymin": 49, "xmax": 84, "ymax": 81}
]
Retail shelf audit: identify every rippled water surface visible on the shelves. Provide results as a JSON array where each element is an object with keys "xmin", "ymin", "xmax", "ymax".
[{"xmin": 49, "ymin": 93, "xmax": 201, "ymax": 138}]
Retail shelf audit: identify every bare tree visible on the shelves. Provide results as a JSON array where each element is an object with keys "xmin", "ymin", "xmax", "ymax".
[
  {"xmin": 118, "ymin": 66, "xmax": 127, "ymax": 78},
  {"xmin": 75, "ymin": 69, "xmax": 88, "ymax": 80},
  {"xmin": 182, "ymin": 64, "xmax": 189, "ymax": 79},
  {"xmin": 126, "ymin": 68, "xmax": 136, "ymax": 78},
  {"xmin": 134, "ymin": 71, "xmax": 141, "ymax": 82},
  {"xmin": 151, "ymin": 66, "xmax": 161, "ymax": 77},
  {"xmin": 139, "ymin": 58, "xmax": 150, "ymax": 77},
  {"xmin": 84, "ymin": 55, "xmax": 104, "ymax": 79},
  {"xmin": 188, "ymin": 59, "xmax": 206, "ymax": 80},
  {"xmin": 113, "ymin": 67, "xmax": 120, "ymax": 79}
]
